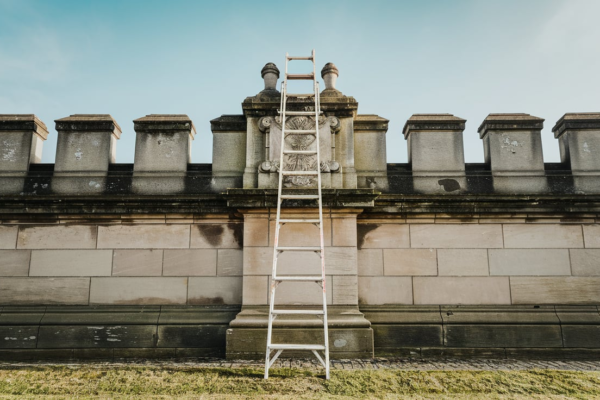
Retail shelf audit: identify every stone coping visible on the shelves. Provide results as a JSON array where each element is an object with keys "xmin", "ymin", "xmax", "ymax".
[
  {"xmin": 552, "ymin": 112, "xmax": 600, "ymax": 138},
  {"xmin": 0, "ymin": 114, "xmax": 49, "ymax": 139},
  {"xmin": 402, "ymin": 114, "xmax": 466, "ymax": 138},
  {"xmin": 478, "ymin": 113, "xmax": 544, "ymax": 138},
  {"xmin": 55, "ymin": 114, "xmax": 122, "ymax": 138}
]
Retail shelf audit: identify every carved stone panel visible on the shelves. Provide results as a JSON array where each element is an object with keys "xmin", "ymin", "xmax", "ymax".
[{"xmin": 258, "ymin": 115, "xmax": 340, "ymax": 188}]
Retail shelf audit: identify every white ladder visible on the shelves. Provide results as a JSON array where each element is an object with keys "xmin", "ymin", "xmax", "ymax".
[{"xmin": 264, "ymin": 49, "xmax": 330, "ymax": 379}]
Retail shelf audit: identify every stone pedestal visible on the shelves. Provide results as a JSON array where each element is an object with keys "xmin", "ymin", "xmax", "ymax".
[
  {"xmin": 553, "ymin": 113, "xmax": 600, "ymax": 174},
  {"xmin": 0, "ymin": 114, "xmax": 48, "ymax": 194},
  {"xmin": 403, "ymin": 114, "xmax": 466, "ymax": 194},
  {"xmin": 53, "ymin": 114, "xmax": 121, "ymax": 194},
  {"xmin": 226, "ymin": 207, "xmax": 373, "ymax": 359},
  {"xmin": 132, "ymin": 114, "xmax": 196, "ymax": 194},
  {"xmin": 211, "ymin": 115, "xmax": 246, "ymax": 192},
  {"xmin": 478, "ymin": 113, "xmax": 547, "ymax": 193},
  {"xmin": 354, "ymin": 115, "xmax": 389, "ymax": 191}
]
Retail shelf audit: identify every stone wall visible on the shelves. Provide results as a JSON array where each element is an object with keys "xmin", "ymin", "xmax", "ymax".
[{"xmin": 0, "ymin": 218, "xmax": 243, "ymax": 306}]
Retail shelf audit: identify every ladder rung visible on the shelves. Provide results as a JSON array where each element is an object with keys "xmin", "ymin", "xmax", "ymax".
[
  {"xmin": 279, "ymin": 219, "xmax": 320, "ymax": 223},
  {"xmin": 276, "ymin": 246, "xmax": 321, "ymax": 252},
  {"xmin": 282, "ymin": 111, "xmax": 323, "ymax": 116},
  {"xmin": 286, "ymin": 93, "xmax": 314, "ymax": 98},
  {"xmin": 280, "ymin": 195, "xmax": 319, "ymax": 199},
  {"xmin": 272, "ymin": 310, "xmax": 324, "ymax": 315},
  {"xmin": 273, "ymin": 275, "xmax": 323, "ymax": 281},
  {"xmin": 287, "ymin": 56, "xmax": 313, "ymax": 61},
  {"xmin": 285, "ymin": 129, "xmax": 316, "ymax": 134},
  {"xmin": 283, "ymin": 150, "xmax": 317, "ymax": 155},
  {"xmin": 281, "ymin": 171, "xmax": 318, "ymax": 176},
  {"xmin": 287, "ymin": 73, "xmax": 314, "ymax": 80},
  {"xmin": 269, "ymin": 344, "xmax": 326, "ymax": 351}
]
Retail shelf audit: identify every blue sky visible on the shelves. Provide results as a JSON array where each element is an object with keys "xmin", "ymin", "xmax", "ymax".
[{"xmin": 1, "ymin": 0, "xmax": 599, "ymax": 163}]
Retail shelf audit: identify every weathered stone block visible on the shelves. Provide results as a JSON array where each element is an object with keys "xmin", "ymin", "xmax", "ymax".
[
  {"xmin": 112, "ymin": 250, "xmax": 163, "ymax": 276},
  {"xmin": 552, "ymin": 113, "xmax": 600, "ymax": 174},
  {"xmin": 269, "ymin": 218, "xmax": 332, "ymax": 247},
  {"xmin": 332, "ymin": 216, "xmax": 357, "ymax": 247},
  {"xmin": 190, "ymin": 223, "xmax": 243, "ymax": 248},
  {"xmin": 511, "ymin": 277, "xmax": 600, "ymax": 304},
  {"xmin": 373, "ymin": 325, "xmax": 443, "ymax": 348},
  {"xmin": 437, "ymin": 249, "xmax": 489, "ymax": 276},
  {"xmin": 445, "ymin": 325, "xmax": 562, "ymax": 348},
  {"xmin": 583, "ymin": 225, "xmax": 600, "ymax": 248},
  {"xmin": 333, "ymin": 275, "xmax": 357, "ymax": 305},
  {"xmin": 502, "ymin": 224, "xmax": 584, "ymax": 248},
  {"xmin": 243, "ymin": 247, "xmax": 272, "ymax": 275},
  {"xmin": 37, "ymin": 325, "xmax": 156, "ymax": 348},
  {"xmin": 383, "ymin": 249, "xmax": 437, "ymax": 276},
  {"xmin": 403, "ymin": 114, "xmax": 466, "ymax": 176},
  {"xmin": 187, "ymin": 277, "xmax": 242, "ymax": 305},
  {"xmin": 89, "ymin": 277, "xmax": 188, "ymax": 305},
  {"xmin": 357, "ymin": 249, "xmax": 383, "ymax": 276},
  {"xmin": 133, "ymin": 114, "xmax": 195, "ymax": 173},
  {"xmin": 0, "ymin": 226, "xmax": 18, "ymax": 249},
  {"xmin": 0, "ymin": 114, "xmax": 48, "ymax": 173},
  {"xmin": 217, "ymin": 249, "xmax": 243, "ymax": 276},
  {"xmin": 478, "ymin": 113, "xmax": 545, "ymax": 175},
  {"xmin": 162, "ymin": 249, "xmax": 217, "ymax": 276},
  {"xmin": 0, "ymin": 278, "xmax": 90, "ymax": 305},
  {"xmin": 410, "ymin": 224, "xmax": 503, "ymax": 249},
  {"xmin": 561, "ymin": 325, "xmax": 600, "ymax": 347},
  {"xmin": 269, "ymin": 276, "xmax": 333, "ymax": 305},
  {"xmin": 97, "ymin": 225, "xmax": 190, "ymax": 249},
  {"xmin": 357, "ymin": 224, "xmax": 409, "ymax": 249},
  {"xmin": 354, "ymin": 114, "xmax": 389, "ymax": 191},
  {"xmin": 413, "ymin": 277, "xmax": 511, "ymax": 305},
  {"xmin": 242, "ymin": 216, "xmax": 269, "ymax": 247},
  {"xmin": 0, "ymin": 326, "xmax": 39, "ymax": 349},
  {"xmin": 242, "ymin": 276, "xmax": 268, "ymax": 305},
  {"xmin": 29, "ymin": 250, "xmax": 112, "ymax": 277},
  {"xmin": 226, "ymin": 327, "xmax": 373, "ymax": 359},
  {"xmin": 358, "ymin": 277, "xmax": 413, "ymax": 305},
  {"xmin": 41, "ymin": 306, "xmax": 160, "ymax": 325},
  {"xmin": 211, "ymin": 115, "xmax": 246, "ymax": 191},
  {"xmin": 17, "ymin": 225, "xmax": 97, "ymax": 249},
  {"xmin": 157, "ymin": 325, "xmax": 228, "ymax": 348},
  {"xmin": 54, "ymin": 115, "xmax": 121, "ymax": 172},
  {"xmin": 570, "ymin": 249, "xmax": 600, "ymax": 276},
  {"xmin": 0, "ymin": 250, "xmax": 30, "ymax": 276},
  {"xmin": 489, "ymin": 249, "xmax": 571, "ymax": 276}
]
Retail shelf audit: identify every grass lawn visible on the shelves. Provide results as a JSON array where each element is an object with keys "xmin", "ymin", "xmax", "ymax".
[{"xmin": 0, "ymin": 365, "xmax": 599, "ymax": 399}]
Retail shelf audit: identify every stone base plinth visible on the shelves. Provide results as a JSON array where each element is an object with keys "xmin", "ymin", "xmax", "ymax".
[{"xmin": 226, "ymin": 306, "xmax": 373, "ymax": 359}]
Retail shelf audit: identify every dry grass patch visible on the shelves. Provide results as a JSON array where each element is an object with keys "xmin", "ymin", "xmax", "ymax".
[{"xmin": 0, "ymin": 365, "xmax": 599, "ymax": 399}]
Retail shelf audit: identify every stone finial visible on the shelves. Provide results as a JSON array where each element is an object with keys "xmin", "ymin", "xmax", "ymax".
[
  {"xmin": 0, "ymin": 114, "xmax": 49, "ymax": 172},
  {"xmin": 261, "ymin": 63, "xmax": 280, "ymax": 91},
  {"xmin": 321, "ymin": 63, "xmax": 339, "ymax": 90}
]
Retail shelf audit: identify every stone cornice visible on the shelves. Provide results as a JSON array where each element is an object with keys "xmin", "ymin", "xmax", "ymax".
[
  {"xmin": 210, "ymin": 115, "xmax": 246, "ymax": 132},
  {"xmin": 55, "ymin": 114, "xmax": 122, "ymax": 139},
  {"xmin": 133, "ymin": 114, "xmax": 196, "ymax": 138},
  {"xmin": 402, "ymin": 114, "xmax": 466, "ymax": 138},
  {"xmin": 354, "ymin": 114, "xmax": 389, "ymax": 132},
  {"xmin": 0, "ymin": 114, "xmax": 49, "ymax": 140},
  {"xmin": 552, "ymin": 113, "xmax": 600, "ymax": 138},
  {"xmin": 478, "ymin": 113, "xmax": 544, "ymax": 139}
]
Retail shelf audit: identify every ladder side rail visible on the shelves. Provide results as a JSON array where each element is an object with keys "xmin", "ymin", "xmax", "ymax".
[
  {"xmin": 265, "ymin": 53, "xmax": 290, "ymax": 380},
  {"xmin": 313, "ymin": 48, "xmax": 330, "ymax": 379}
]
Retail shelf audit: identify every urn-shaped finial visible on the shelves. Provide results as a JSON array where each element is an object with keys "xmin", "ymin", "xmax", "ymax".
[
  {"xmin": 321, "ymin": 63, "xmax": 339, "ymax": 90},
  {"xmin": 261, "ymin": 63, "xmax": 280, "ymax": 91}
]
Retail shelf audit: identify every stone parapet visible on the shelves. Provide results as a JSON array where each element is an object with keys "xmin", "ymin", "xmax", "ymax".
[
  {"xmin": 0, "ymin": 114, "xmax": 49, "ymax": 174},
  {"xmin": 354, "ymin": 115, "xmax": 389, "ymax": 190}
]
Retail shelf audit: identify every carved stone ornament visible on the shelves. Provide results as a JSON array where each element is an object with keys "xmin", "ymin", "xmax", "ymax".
[{"xmin": 258, "ymin": 115, "xmax": 341, "ymax": 187}]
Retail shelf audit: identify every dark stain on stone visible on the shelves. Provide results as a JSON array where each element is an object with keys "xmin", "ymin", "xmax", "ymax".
[
  {"xmin": 438, "ymin": 179, "xmax": 461, "ymax": 192},
  {"xmin": 189, "ymin": 296, "xmax": 225, "ymax": 305},
  {"xmin": 357, "ymin": 224, "xmax": 380, "ymax": 249},
  {"xmin": 196, "ymin": 224, "xmax": 224, "ymax": 247},
  {"xmin": 228, "ymin": 223, "xmax": 244, "ymax": 247}
]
